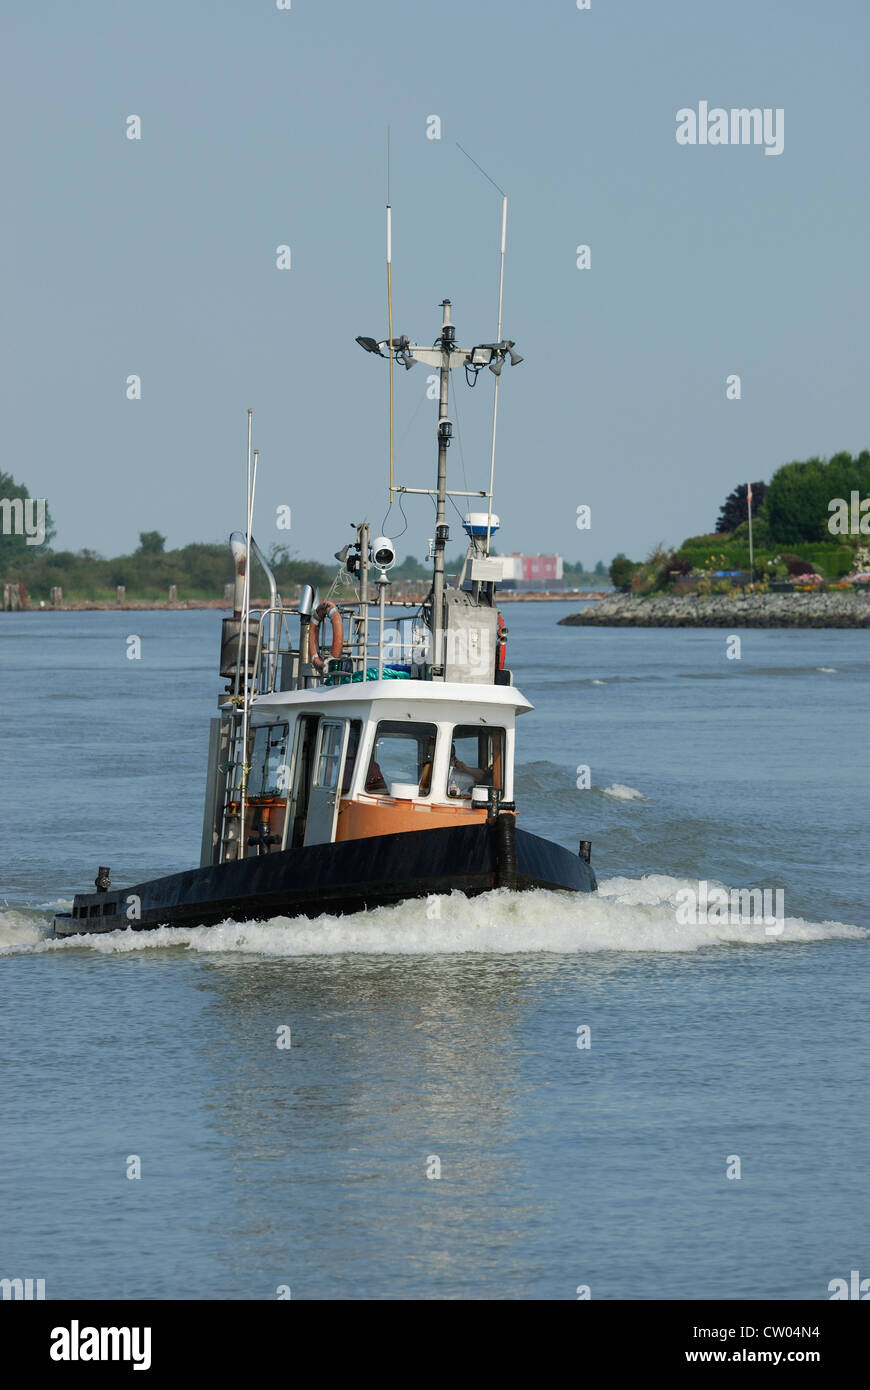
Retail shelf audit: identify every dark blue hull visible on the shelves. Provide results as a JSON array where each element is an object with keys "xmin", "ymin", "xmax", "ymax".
[{"xmin": 53, "ymin": 817, "xmax": 597, "ymax": 936}]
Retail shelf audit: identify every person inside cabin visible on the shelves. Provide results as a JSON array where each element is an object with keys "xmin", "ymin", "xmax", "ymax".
[
  {"xmin": 448, "ymin": 742, "xmax": 490, "ymax": 797},
  {"xmin": 364, "ymin": 753, "xmax": 388, "ymax": 794}
]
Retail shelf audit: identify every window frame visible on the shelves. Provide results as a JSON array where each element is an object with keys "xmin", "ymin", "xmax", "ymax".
[
  {"xmin": 365, "ymin": 718, "xmax": 439, "ymax": 799},
  {"xmin": 313, "ymin": 719, "xmax": 347, "ymax": 791},
  {"xmin": 446, "ymin": 724, "xmax": 505, "ymax": 800},
  {"xmin": 247, "ymin": 721, "xmax": 290, "ymax": 799}
]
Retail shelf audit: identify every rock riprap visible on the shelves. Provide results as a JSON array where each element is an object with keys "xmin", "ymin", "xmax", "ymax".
[{"xmin": 558, "ymin": 591, "xmax": 870, "ymax": 627}]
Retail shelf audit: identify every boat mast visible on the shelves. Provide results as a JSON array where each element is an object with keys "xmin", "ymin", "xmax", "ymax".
[
  {"xmin": 432, "ymin": 298, "xmax": 453, "ymax": 676},
  {"xmin": 355, "ymin": 283, "xmax": 522, "ymax": 679}
]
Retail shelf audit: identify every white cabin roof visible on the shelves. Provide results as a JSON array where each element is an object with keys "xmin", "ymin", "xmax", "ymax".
[{"xmin": 246, "ymin": 679, "xmax": 533, "ymax": 717}]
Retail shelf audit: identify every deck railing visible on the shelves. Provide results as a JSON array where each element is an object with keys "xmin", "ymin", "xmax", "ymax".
[{"xmin": 247, "ymin": 601, "xmax": 432, "ymax": 696}]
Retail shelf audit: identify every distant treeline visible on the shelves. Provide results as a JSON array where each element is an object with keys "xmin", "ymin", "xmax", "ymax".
[
  {"xmin": 1, "ymin": 464, "xmax": 608, "ymax": 601},
  {"xmin": 1, "ymin": 530, "xmax": 335, "ymax": 605},
  {"xmin": 3, "ymin": 544, "xmax": 607, "ymax": 603}
]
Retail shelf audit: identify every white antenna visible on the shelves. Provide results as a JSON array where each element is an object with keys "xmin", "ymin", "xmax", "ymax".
[
  {"xmin": 455, "ymin": 144, "xmax": 508, "ymax": 558},
  {"xmin": 485, "ymin": 194, "xmax": 508, "ymax": 556},
  {"xmin": 387, "ymin": 200, "xmax": 394, "ymax": 502},
  {"xmin": 238, "ymin": 421, "xmax": 258, "ymax": 852}
]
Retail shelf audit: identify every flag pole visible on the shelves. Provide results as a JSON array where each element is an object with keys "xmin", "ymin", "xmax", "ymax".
[{"xmin": 747, "ymin": 482, "xmax": 754, "ymax": 581}]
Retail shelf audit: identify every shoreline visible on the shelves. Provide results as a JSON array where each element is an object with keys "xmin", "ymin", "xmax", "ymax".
[
  {"xmin": 558, "ymin": 591, "xmax": 870, "ymax": 628},
  {"xmin": 2, "ymin": 598, "xmax": 237, "ymax": 612},
  {"xmin": 2, "ymin": 589, "xmax": 611, "ymax": 613}
]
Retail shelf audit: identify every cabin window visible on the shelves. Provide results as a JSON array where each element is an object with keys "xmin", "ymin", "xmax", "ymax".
[
  {"xmin": 248, "ymin": 723, "xmax": 289, "ymax": 797},
  {"xmin": 314, "ymin": 721, "xmax": 345, "ymax": 789},
  {"xmin": 448, "ymin": 726, "xmax": 505, "ymax": 799},
  {"xmin": 368, "ymin": 720, "xmax": 437, "ymax": 797}
]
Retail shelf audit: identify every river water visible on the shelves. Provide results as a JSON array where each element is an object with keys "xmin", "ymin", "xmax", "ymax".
[{"xmin": 0, "ymin": 603, "xmax": 866, "ymax": 1299}]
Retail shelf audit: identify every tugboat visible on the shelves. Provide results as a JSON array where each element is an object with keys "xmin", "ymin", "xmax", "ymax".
[{"xmin": 53, "ymin": 296, "xmax": 596, "ymax": 937}]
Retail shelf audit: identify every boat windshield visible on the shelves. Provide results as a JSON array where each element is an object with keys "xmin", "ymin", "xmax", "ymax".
[
  {"xmin": 367, "ymin": 720, "xmax": 437, "ymax": 797},
  {"xmin": 448, "ymin": 726, "xmax": 504, "ymax": 799}
]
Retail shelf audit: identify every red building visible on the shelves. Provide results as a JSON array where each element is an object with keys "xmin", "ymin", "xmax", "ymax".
[{"xmin": 500, "ymin": 554, "xmax": 564, "ymax": 588}]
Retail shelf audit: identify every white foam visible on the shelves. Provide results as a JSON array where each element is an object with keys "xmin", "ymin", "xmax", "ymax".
[
  {"xmin": 2, "ymin": 877, "xmax": 864, "ymax": 958},
  {"xmin": 0, "ymin": 909, "xmax": 51, "ymax": 954},
  {"xmin": 602, "ymin": 783, "xmax": 646, "ymax": 800},
  {"xmin": 816, "ymin": 667, "xmax": 838, "ymax": 674}
]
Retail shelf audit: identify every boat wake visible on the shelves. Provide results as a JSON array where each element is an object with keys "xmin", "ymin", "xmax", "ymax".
[
  {"xmin": 1, "ymin": 877, "xmax": 865, "ymax": 957},
  {"xmin": 516, "ymin": 762, "xmax": 646, "ymax": 804},
  {"xmin": 602, "ymin": 783, "xmax": 646, "ymax": 801}
]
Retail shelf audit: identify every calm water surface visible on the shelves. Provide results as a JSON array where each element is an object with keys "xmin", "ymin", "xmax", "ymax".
[{"xmin": 0, "ymin": 604, "xmax": 867, "ymax": 1299}]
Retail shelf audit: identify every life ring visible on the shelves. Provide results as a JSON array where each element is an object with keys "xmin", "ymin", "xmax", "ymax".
[
  {"xmin": 309, "ymin": 601, "xmax": 343, "ymax": 669},
  {"xmin": 496, "ymin": 610, "xmax": 508, "ymax": 671}
]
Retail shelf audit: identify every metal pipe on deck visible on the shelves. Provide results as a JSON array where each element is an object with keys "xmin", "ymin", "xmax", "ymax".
[
  {"xmin": 238, "ymin": 443, "xmax": 259, "ymax": 855},
  {"xmin": 431, "ymin": 299, "xmax": 452, "ymax": 678},
  {"xmin": 359, "ymin": 522, "xmax": 370, "ymax": 675},
  {"xmin": 250, "ymin": 535, "xmax": 280, "ymax": 692},
  {"xmin": 377, "ymin": 572, "xmax": 387, "ymax": 678}
]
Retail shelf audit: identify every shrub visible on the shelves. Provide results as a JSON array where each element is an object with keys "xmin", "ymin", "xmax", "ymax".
[
  {"xmin": 853, "ymin": 544, "xmax": 870, "ymax": 573},
  {"xmin": 609, "ymin": 553, "xmax": 641, "ymax": 591},
  {"xmin": 782, "ymin": 555, "xmax": 816, "ymax": 577},
  {"xmin": 731, "ymin": 510, "xmax": 773, "ymax": 547}
]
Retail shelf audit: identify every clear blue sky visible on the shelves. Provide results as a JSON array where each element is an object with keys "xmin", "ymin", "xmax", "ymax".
[{"xmin": 3, "ymin": 0, "xmax": 868, "ymax": 570}]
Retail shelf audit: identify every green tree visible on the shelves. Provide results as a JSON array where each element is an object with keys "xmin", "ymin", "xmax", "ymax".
[
  {"xmin": 765, "ymin": 451, "xmax": 870, "ymax": 543},
  {"xmin": 0, "ymin": 470, "xmax": 56, "ymax": 570},
  {"xmin": 393, "ymin": 553, "xmax": 426, "ymax": 578},
  {"xmin": 609, "ymin": 553, "xmax": 640, "ymax": 591},
  {"xmin": 137, "ymin": 530, "xmax": 166, "ymax": 555},
  {"xmin": 716, "ymin": 482, "xmax": 768, "ymax": 534}
]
